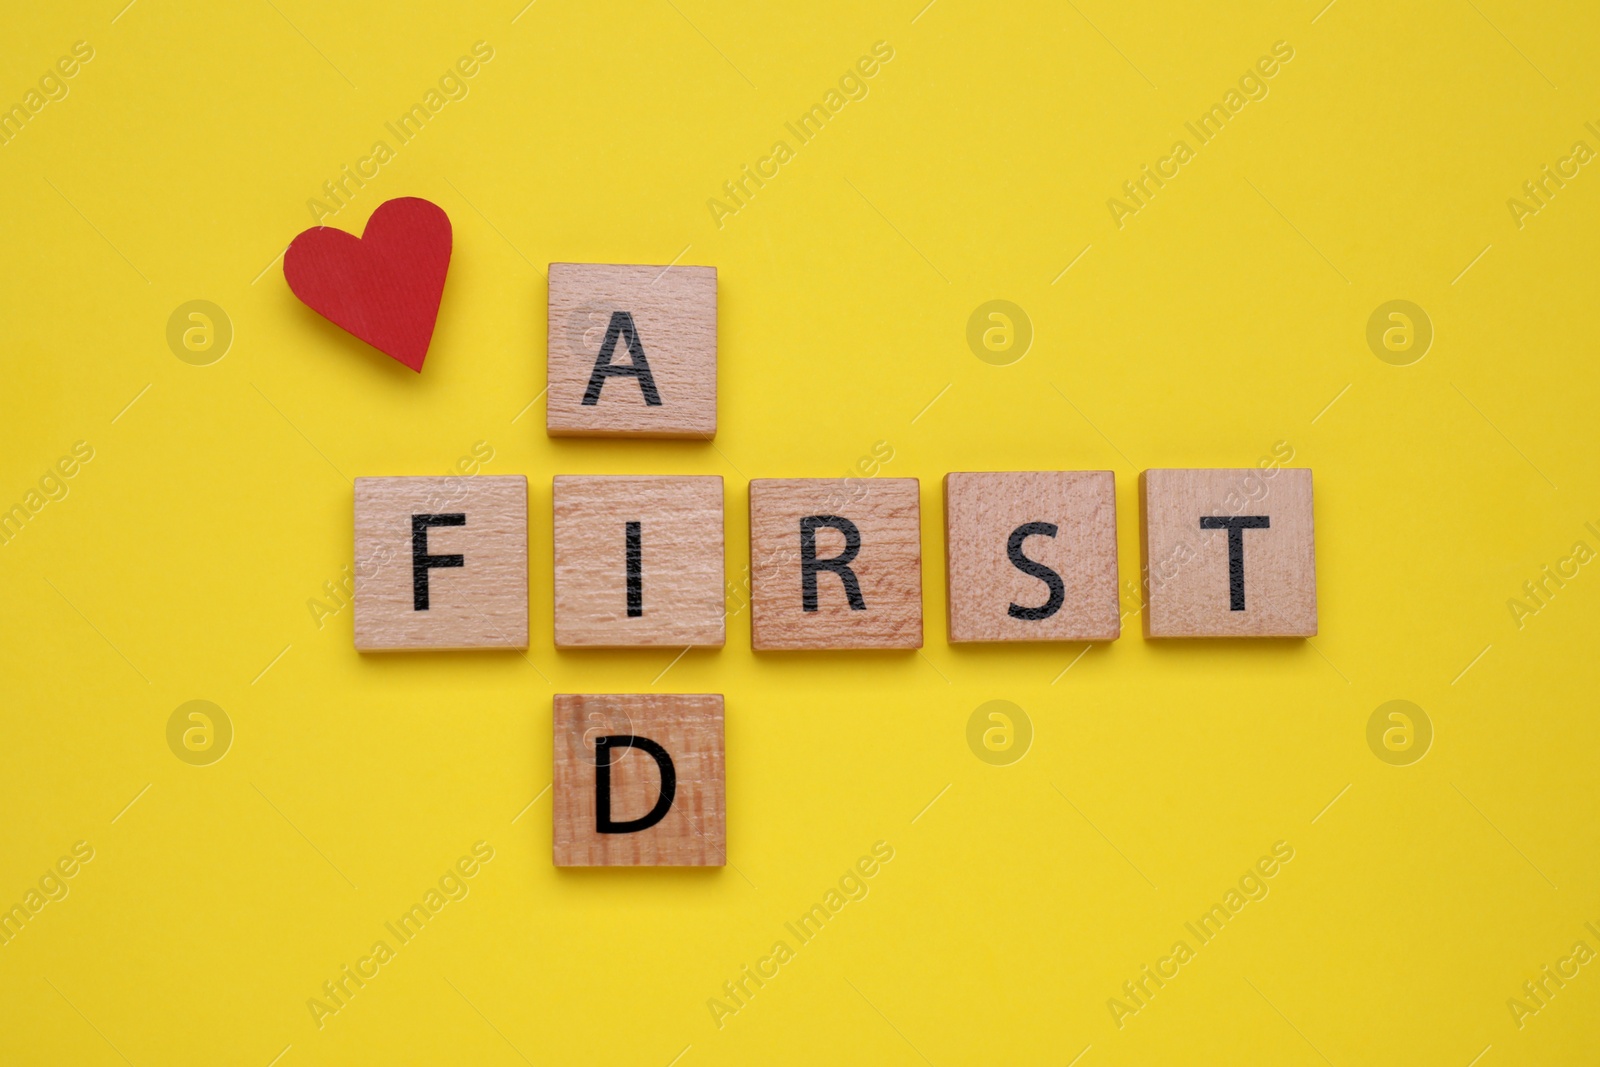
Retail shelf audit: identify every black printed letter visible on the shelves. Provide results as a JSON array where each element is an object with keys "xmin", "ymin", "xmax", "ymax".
[
  {"xmin": 799, "ymin": 515, "xmax": 865, "ymax": 612},
  {"xmin": 626, "ymin": 520, "xmax": 642, "ymax": 618},
  {"xmin": 582, "ymin": 311, "xmax": 662, "ymax": 406},
  {"xmin": 594, "ymin": 735, "xmax": 676, "ymax": 833},
  {"xmin": 1198, "ymin": 515, "xmax": 1270, "ymax": 611},
  {"xmin": 1006, "ymin": 521, "xmax": 1065, "ymax": 621},
  {"xmin": 412, "ymin": 513, "xmax": 465, "ymax": 610}
]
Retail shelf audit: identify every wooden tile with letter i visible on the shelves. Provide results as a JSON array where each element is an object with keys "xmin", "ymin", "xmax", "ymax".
[
  {"xmin": 552, "ymin": 693, "xmax": 725, "ymax": 867},
  {"xmin": 748, "ymin": 478, "xmax": 922, "ymax": 650},
  {"xmin": 1140, "ymin": 468, "xmax": 1317, "ymax": 637},
  {"xmin": 552, "ymin": 475, "xmax": 725, "ymax": 648},
  {"xmin": 546, "ymin": 263, "xmax": 717, "ymax": 438},
  {"xmin": 353, "ymin": 476, "xmax": 528, "ymax": 651},
  {"xmin": 944, "ymin": 471, "xmax": 1120, "ymax": 642}
]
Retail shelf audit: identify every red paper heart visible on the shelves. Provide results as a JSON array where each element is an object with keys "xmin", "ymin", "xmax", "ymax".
[{"xmin": 284, "ymin": 197, "xmax": 452, "ymax": 372}]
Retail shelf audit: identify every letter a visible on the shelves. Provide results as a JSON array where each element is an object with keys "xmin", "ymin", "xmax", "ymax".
[
  {"xmin": 307, "ymin": 997, "xmax": 339, "ymax": 1029},
  {"xmin": 582, "ymin": 312, "xmax": 662, "ymax": 406}
]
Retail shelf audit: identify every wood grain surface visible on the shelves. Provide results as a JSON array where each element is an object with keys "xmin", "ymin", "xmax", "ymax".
[
  {"xmin": 748, "ymin": 478, "xmax": 922, "ymax": 650},
  {"xmin": 552, "ymin": 475, "xmax": 725, "ymax": 648},
  {"xmin": 552, "ymin": 693, "xmax": 725, "ymax": 867},
  {"xmin": 353, "ymin": 475, "xmax": 528, "ymax": 650},
  {"xmin": 546, "ymin": 263, "xmax": 717, "ymax": 438},
  {"xmin": 944, "ymin": 470, "xmax": 1120, "ymax": 642},
  {"xmin": 1140, "ymin": 468, "xmax": 1317, "ymax": 637}
]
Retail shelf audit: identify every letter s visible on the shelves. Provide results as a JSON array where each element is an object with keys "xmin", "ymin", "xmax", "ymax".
[{"xmin": 1006, "ymin": 522, "xmax": 1066, "ymax": 621}]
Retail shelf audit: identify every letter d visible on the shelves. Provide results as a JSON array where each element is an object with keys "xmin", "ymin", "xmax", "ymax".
[{"xmin": 595, "ymin": 735, "xmax": 676, "ymax": 833}]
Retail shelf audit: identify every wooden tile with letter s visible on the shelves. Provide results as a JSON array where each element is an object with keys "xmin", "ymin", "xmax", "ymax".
[
  {"xmin": 353, "ymin": 476, "xmax": 528, "ymax": 651},
  {"xmin": 552, "ymin": 693, "xmax": 725, "ymax": 867},
  {"xmin": 546, "ymin": 263, "xmax": 717, "ymax": 438},
  {"xmin": 944, "ymin": 470, "xmax": 1120, "ymax": 642},
  {"xmin": 1140, "ymin": 468, "xmax": 1316, "ymax": 637},
  {"xmin": 748, "ymin": 478, "xmax": 922, "ymax": 650}
]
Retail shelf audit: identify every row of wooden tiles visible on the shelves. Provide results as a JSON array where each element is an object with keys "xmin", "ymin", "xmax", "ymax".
[{"xmin": 354, "ymin": 468, "xmax": 1315, "ymax": 649}]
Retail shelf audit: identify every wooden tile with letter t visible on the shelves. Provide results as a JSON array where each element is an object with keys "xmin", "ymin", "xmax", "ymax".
[
  {"xmin": 547, "ymin": 263, "xmax": 717, "ymax": 438},
  {"xmin": 944, "ymin": 471, "xmax": 1120, "ymax": 642},
  {"xmin": 552, "ymin": 693, "xmax": 725, "ymax": 867},
  {"xmin": 748, "ymin": 478, "xmax": 922, "ymax": 650},
  {"xmin": 353, "ymin": 476, "xmax": 528, "ymax": 651},
  {"xmin": 552, "ymin": 475, "xmax": 725, "ymax": 648},
  {"xmin": 1140, "ymin": 468, "xmax": 1317, "ymax": 638}
]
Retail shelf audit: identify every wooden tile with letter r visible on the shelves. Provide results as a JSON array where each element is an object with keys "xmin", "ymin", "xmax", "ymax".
[
  {"xmin": 552, "ymin": 475, "xmax": 725, "ymax": 648},
  {"xmin": 552, "ymin": 693, "xmax": 725, "ymax": 867},
  {"xmin": 748, "ymin": 478, "xmax": 922, "ymax": 650},
  {"xmin": 1140, "ymin": 468, "xmax": 1317, "ymax": 637},
  {"xmin": 944, "ymin": 471, "xmax": 1120, "ymax": 642},
  {"xmin": 546, "ymin": 263, "xmax": 717, "ymax": 438},
  {"xmin": 353, "ymin": 476, "xmax": 528, "ymax": 651}
]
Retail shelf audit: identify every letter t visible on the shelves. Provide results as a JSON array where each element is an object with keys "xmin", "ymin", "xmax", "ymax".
[{"xmin": 1199, "ymin": 515, "xmax": 1269, "ymax": 611}]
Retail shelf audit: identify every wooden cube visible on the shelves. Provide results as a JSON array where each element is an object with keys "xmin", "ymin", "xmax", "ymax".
[
  {"xmin": 552, "ymin": 475, "xmax": 725, "ymax": 648},
  {"xmin": 546, "ymin": 263, "xmax": 717, "ymax": 438},
  {"xmin": 1140, "ymin": 468, "xmax": 1317, "ymax": 637},
  {"xmin": 944, "ymin": 471, "xmax": 1120, "ymax": 642},
  {"xmin": 552, "ymin": 693, "xmax": 725, "ymax": 866},
  {"xmin": 748, "ymin": 478, "xmax": 922, "ymax": 650},
  {"xmin": 353, "ymin": 476, "xmax": 528, "ymax": 651}
]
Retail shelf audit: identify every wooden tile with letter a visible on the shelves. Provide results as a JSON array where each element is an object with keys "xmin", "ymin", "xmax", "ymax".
[
  {"xmin": 552, "ymin": 475, "xmax": 725, "ymax": 648},
  {"xmin": 748, "ymin": 478, "xmax": 923, "ymax": 650},
  {"xmin": 552, "ymin": 693, "xmax": 725, "ymax": 867},
  {"xmin": 546, "ymin": 263, "xmax": 717, "ymax": 438},
  {"xmin": 353, "ymin": 476, "xmax": 528, "ymax": 651},
  {"xmin": 1140, "ymin": 468, "xmax": 1317, "ymax": 637},
  {"xmin": 944, "ymin": 471, "xmax": 1120, "ymax": 642}
]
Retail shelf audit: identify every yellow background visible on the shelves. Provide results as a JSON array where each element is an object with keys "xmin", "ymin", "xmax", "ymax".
[{"xmin": 3, "ymin": 1, "xmax": 1597, "ymax": 1063}]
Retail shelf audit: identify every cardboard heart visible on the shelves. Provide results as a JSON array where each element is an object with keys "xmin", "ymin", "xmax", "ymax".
[{"xmin": 284, "ymin": 197, "xmax": 452, "ymax": 372}]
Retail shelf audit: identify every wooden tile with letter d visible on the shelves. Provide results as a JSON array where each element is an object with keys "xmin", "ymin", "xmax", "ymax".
[{"xmin": 552, "ymin": 693, "xmax": 725, "ymax": 867}]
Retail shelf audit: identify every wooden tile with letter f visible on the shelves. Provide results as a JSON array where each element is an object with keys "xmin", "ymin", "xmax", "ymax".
[{"xmin": 353, "ymin": 476, "xmax": 528, "ymax": 651}]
